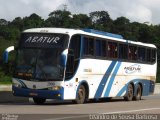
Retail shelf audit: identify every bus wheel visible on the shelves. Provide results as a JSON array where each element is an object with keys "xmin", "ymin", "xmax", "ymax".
[
  {"xmin": 133, "ymin": 84, "xmax": 142, "ymax": 101},
  {"xmin": 124, "ymin": 84, "xmax": 134, "ymax": 101},
  {"xmin": 74, "ymin": 85, "xmax": 86, "ymax": 104},
  {"xmin": 33, "ymin": 98, "xmax": 46, "ymax": 105}
]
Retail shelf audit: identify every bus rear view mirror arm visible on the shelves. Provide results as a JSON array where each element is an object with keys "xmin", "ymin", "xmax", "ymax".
[{"xmin": 3, "ymin": 46, "xmax": 15, "ymax": 63}]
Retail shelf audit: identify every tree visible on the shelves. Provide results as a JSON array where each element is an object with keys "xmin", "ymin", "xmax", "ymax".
[
  {"xmin": 138, "ymin": 24, "xmax": 153, "ymax": 43},
  {"xmin": 89, "ymin": 11, "xmax": 113, "ymax": 31},
  {"xmin": 0, "ymin": 10, "xmax": 160, "ymax": 82},
  {"xmin": 128, "ymin": 22, "xmax": 141, "ymax": 41},
  {"xmin": 151, "ymin": 25, "xmax": 160, "ymax": 44},
  {"xmin": 112, "ymin": 17, "xmax": 132, "ymax": 40},
  {"xmin": 23, "ymin": 13, "xmax": 44, "ymax": 29},
  {"xmin": 0, "ymin": 19, "xmax": 8, "ymax": 26},
  {"xmin": 45, "ymin": 10, "xmax": 71, "ymax": 27},
  {"xmin": 10, "ymin": 17, "xmax": 23, "ymax": 31},
  {"xmin": 70, "ymin": 14, "xmax": 91, "ymax": 28}
]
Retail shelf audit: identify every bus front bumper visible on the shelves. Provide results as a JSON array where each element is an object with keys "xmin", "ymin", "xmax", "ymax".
[{"xmin": 12, "ymin": 86, "xmax": 64, "ymax": 100}]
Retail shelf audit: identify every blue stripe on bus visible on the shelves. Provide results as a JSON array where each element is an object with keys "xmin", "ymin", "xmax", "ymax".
[
  {"xmin": 116, "ymin": 79, "xmax": 153, "ymax": 97},
  {"xmin": 116, "ymin": 80, "xmax": 139, "ymax": 97},
  {"xmin": 116, "ymin": 85, "xmax": 127, "ymax": 97},
  {"xmin": 16, "ymin": 79, "xmax": 27, "ymax": 88},
  {"xmin": 94, "ymin": 61, "xmax": 117, "ymax": 98},
  {"xmin": 104, "ymin": 62, "xmax": 121, "ymax": 97}
]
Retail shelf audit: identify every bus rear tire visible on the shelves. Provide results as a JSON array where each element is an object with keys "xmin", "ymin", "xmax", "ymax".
[
  {"xmin": 74, "ymin": 85, "xmax": 86, "ymax": 104},
  {"xmin": 124, "ymin": 84, "xmax": 134, "ymax": 101},
  {"xmin": 33, "ymin": 98, "xmax": 46, "ymax": 105},
  {"xmin": 133, "ymin": 84, "xmax": 142, "ymax": 101}
]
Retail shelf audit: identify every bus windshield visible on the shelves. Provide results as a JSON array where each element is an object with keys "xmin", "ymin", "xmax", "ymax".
[
  {"xmin": 14, "ymin": 48, "xmax": 64, "ymax": 81},
  {"xmin": 14, "ymin": 33, "xmax": 69, "ymax": 81}
]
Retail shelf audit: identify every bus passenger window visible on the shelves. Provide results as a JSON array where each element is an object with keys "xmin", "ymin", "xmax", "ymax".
[
  {"xmin": 146, "ymin": 49, "xmax": 151, "ymax": 62},
  {"xmin": 119, "ymin": 44, "xmax": 128, "ymax": 59},
  {"xmin": 108, "ymin": 42, "xmax": 117, "ymax": 58},
  {"xmin": 95, "ymin": 39, "xmax": 106, "ymax": 58},
  {"xmin": 96, "ymin": 40, "xmax": 101, "ymax": 57},
  {"xmin": 101, "ymin": 40, "xmax": 107, "ymax": 57},
  {"xmin": 138, "ymin": 47, "xmax": 146, "ymax": 62},
  {"xmin": 83, "ymin": 37, "xmax": 94, "ymax": 56},
  {"xmin": 151, "ymin": 49, "xmax": 156, "ymax": 63},
  {"xmin": 129, "ymin": 46, "xmax": 137, "ymax": 60}
]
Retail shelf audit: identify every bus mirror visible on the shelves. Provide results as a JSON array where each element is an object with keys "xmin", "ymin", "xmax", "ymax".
[
  {"xmin": 60, "ymin": 49, "xmax": 68, "ymax": 67},
  {"xmin": 3, "ymin": 46, "xmax": 15, "ymax": 63}
]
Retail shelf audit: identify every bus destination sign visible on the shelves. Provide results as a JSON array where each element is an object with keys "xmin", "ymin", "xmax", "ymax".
[
  {"xmin": 25, "ymin": 36, "xmax": 60, "ymax": 44},
  {"xmin": 19, "ymin": 33, "xmax": 68, "ymax": 48}
]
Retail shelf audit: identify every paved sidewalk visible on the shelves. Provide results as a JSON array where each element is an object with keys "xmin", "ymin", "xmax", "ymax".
[
  {"xmin": 154, "ymin": 83, "xmax": 160, "ymax": 94},
  {"xmin": 0, "ymin": 85, "xmax": 12, "ymax": 91}
]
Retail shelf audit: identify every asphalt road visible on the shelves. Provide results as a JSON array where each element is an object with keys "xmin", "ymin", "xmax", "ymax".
[{"xmin": 0, "ymin": 94, "xmax": 160, "ymax": 120}]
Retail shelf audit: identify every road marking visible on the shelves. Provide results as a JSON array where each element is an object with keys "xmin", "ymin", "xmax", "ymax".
[
  {"xmin": 44, "ymin": 108, "xmax": 160, "ymax": 120},
  {"xmin": 44, "ymin": 115, "xmax": 87, "ymax": 120},
  {"xmin": 103, "ymin": 108, "xmax": 160, "ymax": 114}
]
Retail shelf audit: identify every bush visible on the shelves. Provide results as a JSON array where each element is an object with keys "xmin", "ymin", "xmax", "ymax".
[{"xmin": 0, "ymin": 68, "xmax": 12, "ymax": 84}]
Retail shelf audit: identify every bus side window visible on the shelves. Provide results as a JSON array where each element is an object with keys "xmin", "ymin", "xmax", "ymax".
[
  {"xmin": 119, "ymin": 44, "xmax": 128, "ymax": 59},
  {"xmin": 146, "ymin": 48, "xmax": 151, "ymax": 62},
  {"xmin": 95, "ymin": 40, "xmax": 101, "ymax": 57},
  {"xmin": 66, "ymin": 53, "xmax": 74, "ymax": 73},
  {"xmin": 101, "ymin": 40, "xmax": 107, "ymax": 57},
  {"xmin": 138, "ymin": 47, "xmax": 146, "ymax": 62},
  {"xmin": 83, "ymin": 37, "xmax": 94, "ymax": 56},
  {"xmin": 129, "ymin": 46, "xmax": 137, "ymax": 61},
  {"xmin": 151, "ymin": 49, "xmax": 156, "ymax": 63},
  {"xmin": 65, "ymin": 35, "xmax": 81, "ymax": 79},
  {"xmin": 95, "ymin": 39, "xmax": 106, "ymax": 58},
  {"xmin": 108, "ymin": 42, "xmax": 117, "ymax": 58}
]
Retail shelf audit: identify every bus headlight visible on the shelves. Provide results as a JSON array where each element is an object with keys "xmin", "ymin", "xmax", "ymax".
[
  {"xmin": 49, "ymin": 86, "xmax": 61, "ymax": 90},
  {"xmin": 13, "ymin": 83, "xmax": 22, "ymax": 88}
]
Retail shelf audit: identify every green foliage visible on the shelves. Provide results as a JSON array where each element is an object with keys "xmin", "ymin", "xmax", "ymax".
[
  {"xmin": 112, "ymin": 17, "xmax": 131, "ymax": 39},
  {"xmin": 23, "ymin": 13, "xmax": 44, "ymax": 29},
  {"xmin": 70, "ymin": 14, "xmax": 92, "ymax": 28},
  {"xmin": 46, "ymin": 10, "xmax": 71, "ymax": 27},
  {"xmin": 0, "ymin": 10, "xmax": 160, "ymax": 83},
  {"xmin": 90, "ymin": 11, "xmax": 113, "ymax": 31},
  {"xmin": 0, "ymin": 70, "xmax": 12, "ymax": 84},
  {"xmin": 0, "ymin": 37, "xmax": 15, "ymax": 84}
]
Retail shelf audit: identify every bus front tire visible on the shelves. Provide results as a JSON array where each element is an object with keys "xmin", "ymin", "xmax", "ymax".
[
  {"xmin": 33, "ymin": 98, "xmax": 46, "ymax": 105},
  {"xmin": 74, "ymin": 85, "xmax": 86, "ymax": 104},
  {"xmin": 124, "ymin": 84, "xmax": 134, "ymax": 101},
  {"xmin": 133, "ymin": 84, "xmax": 142, "ymax": 101}
]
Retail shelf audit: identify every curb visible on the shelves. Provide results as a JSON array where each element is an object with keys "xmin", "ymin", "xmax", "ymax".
[
  {"xmin": 154, "ymin": 83, "xmax": 160, "ymax": 94},
  {"xmin": 0, "ymin": 85, "xmax": 12, "ymax": 91}
]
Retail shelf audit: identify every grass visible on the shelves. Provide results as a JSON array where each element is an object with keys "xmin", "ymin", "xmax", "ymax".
[
  {"xmin": 0, "ymin": 72, "xmax": 12, "ymax": 85},
  {"xmin": 0, "ymin": 81, "xmax": 12, "ymax": 85},
  {"xmin": 0, "ymin": 65, "xmax": 12, "ymax": 85}
]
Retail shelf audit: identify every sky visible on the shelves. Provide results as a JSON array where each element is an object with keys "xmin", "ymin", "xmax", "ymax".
[{"xmin": 0, "ymin": 0, "xmax": 160, "ymax": 25}]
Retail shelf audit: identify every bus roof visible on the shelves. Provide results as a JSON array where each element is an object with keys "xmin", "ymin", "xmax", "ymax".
[{"xmin": 23, "ymin": 28, "xmax": 156, "ymax": 48}]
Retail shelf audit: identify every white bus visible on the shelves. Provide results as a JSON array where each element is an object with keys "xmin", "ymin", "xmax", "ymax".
[{"xmin": 12, "ymin": 28, "xmax": 157, "ymax": 104}]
